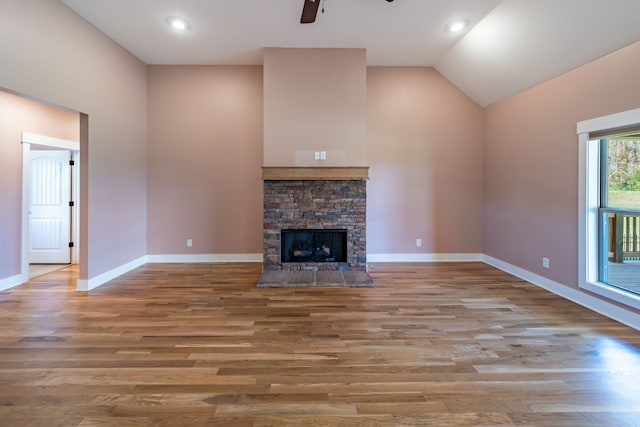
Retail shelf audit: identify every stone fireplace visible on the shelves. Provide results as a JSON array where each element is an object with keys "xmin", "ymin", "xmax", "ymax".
[
  {"xmin": 259, "ymin": 49, "xmax": 371, "ymax": 285},
  {"xmin": 262, "ymin": 167, "xmax": 368, "ymax": 272}
]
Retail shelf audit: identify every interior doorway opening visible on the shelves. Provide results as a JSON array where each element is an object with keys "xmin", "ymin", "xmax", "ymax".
[
  {"xmin": 21, "ymin": 132, "xmax": 80, "ymax": 283},
  {"xmin": 0, "ymin": 87, "xmax": 86, "ymax": 292}
]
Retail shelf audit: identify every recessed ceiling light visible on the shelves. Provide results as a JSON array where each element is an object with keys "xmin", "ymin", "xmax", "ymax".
[
  {"xmin": 168, "ymin": 17, "xmax": 189, "ymax": 31},
  {"xmin": 447, "ymin": 20, "xmax": 468, "ymax": 33}
]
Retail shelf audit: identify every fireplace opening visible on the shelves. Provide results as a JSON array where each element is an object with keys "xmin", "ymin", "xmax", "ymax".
[{"xmin": 281, "ymin": 229, "xmax": 347, "ymax": 263}]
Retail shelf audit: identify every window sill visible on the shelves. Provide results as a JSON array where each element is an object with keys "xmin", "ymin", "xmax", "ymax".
[{"xmin": 581, "ymin": 280, "xmax": 640, "ymax": 310}]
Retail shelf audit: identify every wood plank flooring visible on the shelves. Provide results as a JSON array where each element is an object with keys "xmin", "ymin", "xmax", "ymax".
[{"xmin": 0, "ymin": 262, "xmax": 639, "ymax": 426}]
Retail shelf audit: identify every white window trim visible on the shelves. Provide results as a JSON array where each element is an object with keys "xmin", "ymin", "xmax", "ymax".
[{"xmin": 577, "ymin": 108, "xmax": 640, "ymax": 309}]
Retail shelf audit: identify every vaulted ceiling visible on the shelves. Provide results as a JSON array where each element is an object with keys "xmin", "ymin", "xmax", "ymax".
[{"xmin": 62, "ymin": 0, "xmax": 640, "ymax": 106}]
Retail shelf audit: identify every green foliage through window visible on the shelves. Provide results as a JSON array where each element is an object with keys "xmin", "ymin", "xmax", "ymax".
[
  {"xmin": 607, "ymin": 137, "xmax": 640, "ymax": 209},
  {"xmin": 608, "ymin": 138, "xmax": 640, "ymax": 190}
]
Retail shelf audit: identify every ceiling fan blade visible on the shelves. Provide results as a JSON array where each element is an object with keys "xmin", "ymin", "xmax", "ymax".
[{"xmin": 300, "ymin": 0, "xmax": 321, "ymax": 24}]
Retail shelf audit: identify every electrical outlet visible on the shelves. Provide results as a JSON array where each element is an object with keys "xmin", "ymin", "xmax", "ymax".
[
  {"xmin": 542, "ymin": 257, "xmax": 549, "ymax": 268},
  {"xmin": 187, "ymin": 239, "xmax": 193, "ymax": 247},
  {"xmin": 320, "ymin": 151, "xmax": 326, "ymax": 160},
  {"xmin": 314, "ymin": 151, "xmax": 320, "ymax": 160},
  {"xmin": 416, "ymin": 238, "xmax": 422, "ymax": 247}
]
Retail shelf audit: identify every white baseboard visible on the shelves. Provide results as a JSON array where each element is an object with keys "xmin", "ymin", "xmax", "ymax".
[
  {"xmin": 146, "ymin": 253, "xmax": 262, "ymax": 263},
  {"xmin": 483, "ymin": 255, "xmax": 640, "ymax": 331},
  {"xmin": 0, "ymin": 273, "xmax": 27, "ymax": 292},
  {"xmin": 74, "ymin": 254, "xmax": 260, "ymax": 291},
  {"xmin": 76, "ymin": 255, "xmax": 147, "ymax": 291},
  {"xmin": 367, "ymin": 253, "xmax": 483, "ymax": 263},
  {"xmin": 18, "ymin": 249, "xmax": 637, "ymax": 331}
]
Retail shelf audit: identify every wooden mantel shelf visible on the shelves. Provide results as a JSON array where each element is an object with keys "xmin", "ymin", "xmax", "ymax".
[{"xmin": 262, "ymin": 167, "xmax": 369, "ymax": 181}]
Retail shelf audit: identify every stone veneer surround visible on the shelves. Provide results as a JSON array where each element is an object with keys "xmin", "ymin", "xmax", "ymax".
[{"xmin": 263, "ymin": 178, "xmax": 367, "ymax": 271}]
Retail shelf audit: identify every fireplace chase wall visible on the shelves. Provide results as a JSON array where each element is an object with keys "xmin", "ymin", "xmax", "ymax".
[{"xmin": 263, "ymin": 167, "xmax": 367, "ymax": 271}]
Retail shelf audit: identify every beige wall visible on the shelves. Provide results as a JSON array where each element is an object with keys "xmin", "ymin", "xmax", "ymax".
[
  {"xmin": 367, "ymin": 67, "xmax": 484, "ymax": 254},
  {"xmin": 263, "ymin": 48, "xmax": 367, "ymax": 166},
  {"xmin": 146, "ymin": 65, "xmax": 483, "ymax": 257},
  {"xmin": 147, "ymin": 66, "xmax": 263, "ymax": 254},
  {"xmin": 0, "ymin": 0, "xmax": 147, "ymax": 281},
  {"xmin": 485, "ymin": 41, "xmax": 640, "ymax": 313},
  {"xmin": 0, "ymin": 91, "xmax": 79, "ymax": 277}
]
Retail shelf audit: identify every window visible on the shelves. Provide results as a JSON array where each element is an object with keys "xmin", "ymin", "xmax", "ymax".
[
  {"xmin": 578, "ymin": 108, "xmax": 640, "ymax": 309},
  {"xmin": 598, "ymin": 137, "xmax": 640, "ymax": 294}
]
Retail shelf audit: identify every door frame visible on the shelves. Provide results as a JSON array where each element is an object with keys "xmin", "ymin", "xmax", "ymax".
[{"xmin": 21, "ymin": 132, "xmax": 80, "ymax": 281}]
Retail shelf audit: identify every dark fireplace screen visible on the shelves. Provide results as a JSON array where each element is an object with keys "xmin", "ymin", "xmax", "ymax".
[{"xmin": 281, "ymin": 229, "xmax": 347, "ymax": 263}]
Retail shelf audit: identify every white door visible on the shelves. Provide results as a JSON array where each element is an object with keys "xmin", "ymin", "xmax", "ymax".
[{"xmin": 29, "ymin": 150, "xmax": 71, "ymax": 264}]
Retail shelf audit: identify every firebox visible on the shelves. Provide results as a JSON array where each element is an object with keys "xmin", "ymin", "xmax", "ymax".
[{"xmin": 281, "ymin": 229, "xmax": 347, "ymax": 263}]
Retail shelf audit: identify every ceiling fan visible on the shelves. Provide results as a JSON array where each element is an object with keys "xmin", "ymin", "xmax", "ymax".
[{"xmin": 301, "ymin": 0, "xmax": 394, "ymax": 24}]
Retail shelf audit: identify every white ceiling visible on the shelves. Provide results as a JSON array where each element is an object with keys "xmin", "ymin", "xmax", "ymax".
[{"xmin": 61, "ymin": 0, "xmax": 640, "ymax": 107}]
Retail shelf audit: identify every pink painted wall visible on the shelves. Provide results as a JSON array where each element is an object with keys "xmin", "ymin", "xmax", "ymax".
[
  {"xmin": 263, "ymin": 48, "xmax": 367, "ymax": 167},
  {"xmin": 0, "ymin": 91, "xmax": 79, "ymax": 278},
  {"xmin": 0, "ymin": 0, "xmax": 147, "ymax": 281},
  {"xmin": 147, "ymin": 66, "xmax": 263, "ymax": 254},
  {"xmin": 367, "ymin": 67, "xmax": 484, "ymax": 255},
  {"xmin": 485, "ymin": 41, "xmax": 640, "ymax": 309},
  {"xmin": 146, "ymin": 64, "xmax": 483, "ymax": 257}
]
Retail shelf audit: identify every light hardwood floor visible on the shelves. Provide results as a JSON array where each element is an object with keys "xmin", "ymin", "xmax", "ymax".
[{"xmin": 0, "ymin": 262, "xmax": 639, "ymax": 426}]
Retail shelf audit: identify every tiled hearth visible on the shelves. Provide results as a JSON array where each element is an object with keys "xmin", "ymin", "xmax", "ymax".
[
  {"xmin": 257, "ymin": 270, "xmax": 374, "ymax": 287},
  {"xmin": 259, "ymin": 167, "xmax": 374, "ymax": 286}
]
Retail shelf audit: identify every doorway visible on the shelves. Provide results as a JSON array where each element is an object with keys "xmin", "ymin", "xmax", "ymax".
[{"xmin": 21, "ymin": 133, "xmax": 80, "ymax": 281}]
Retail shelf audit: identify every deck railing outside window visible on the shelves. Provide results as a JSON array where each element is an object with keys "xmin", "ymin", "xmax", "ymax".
[{"xmin": 608, "ymin": 213, "xmax": 640, "ymax": 262}]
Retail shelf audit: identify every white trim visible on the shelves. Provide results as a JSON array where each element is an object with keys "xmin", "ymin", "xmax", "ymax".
[
  {"xmin": 6, "ymin": 247, "xmax": 640, "ymax": 330},
  {"xmin": 72, "ymin": 254, "xmax": 259, "ymax": 291},
  {"xmin": 146, "ymin": 253, "xmax": 263, "ymax": 263},
  {"xmin": 0, "ymin": 273, "xmax": 27, "ymax": 292},
  {"xmin": 21, "ymin": 142, "xmax": 30, "ymax": 282},
  {"xmin": 21, "ymin": 132, "xmax": 80, "ymax": 151},
  {"xmin": 367, "ymin": 253, "xmax": 483, "ymax": 263},
  {"xmin": 580, "ymin": 280, "xmax": 640, "ymax": 308},
  {"xmin": 483, "ymin": 255, "xmax": 640, "ymax": 331},
  {"xmin": 76, "ymin": 255, "xmax": 147, "ymax": 291},
  {"xmin": 576, "ymin": 108, "xmax": 640, "ymax": 134},
  {"xmin": 578, "ymin": 132, "xmax": 600, "ymax": 287},
  {"xmin": 71, "ymin": 150, "xmax": 80, "ymax": 264}
]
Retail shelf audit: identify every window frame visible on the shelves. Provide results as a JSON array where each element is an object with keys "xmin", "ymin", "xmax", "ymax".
[{"xmin": 578, "ymin": 108, "xmax": 640, "ymax": 309}]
